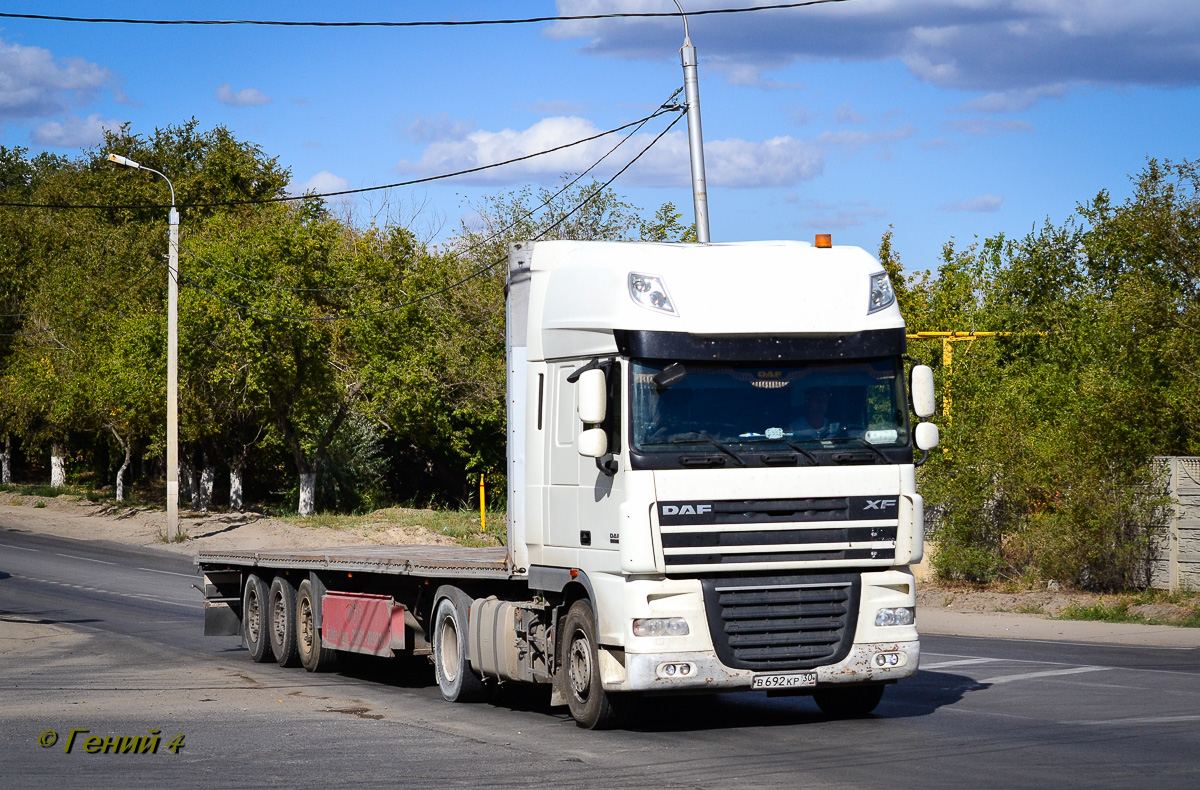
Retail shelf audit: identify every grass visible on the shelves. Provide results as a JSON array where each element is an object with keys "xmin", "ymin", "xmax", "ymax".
[
  {"xmin": 1056, "ymin": 591, "xmax": 1200, "ymax": 628},
  {"xmin": 0, "ymin": 482, "xmax": 66, "ymax": 499},
  {"xmin": 281, "ymin": 506, "xmax": 507, "ymax": 548}
]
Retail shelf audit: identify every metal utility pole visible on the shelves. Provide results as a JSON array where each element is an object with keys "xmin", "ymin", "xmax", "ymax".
[
  {"xmin": 673, "ymin": 1, "xmax": 711, "ymax": 243},
  {"xmin": 106, "ymin": 154, "xmax": 180, "ymax": 541}
]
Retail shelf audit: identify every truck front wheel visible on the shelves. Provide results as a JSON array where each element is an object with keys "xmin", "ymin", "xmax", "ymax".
[
  {"xmin": 268, "ymin": 576, "xmax": 301, "ymax": 668},
  {"xmin": 813, "ymin": 684, "xmax": 885, "ymax": 718},
  {"xmin": 243, "ymin": 574, "xmax": 274, "ymax": 663},
  {"xmin": 561, "ymin": 600, "xmax": 629, "ymax": 730},
  {"xmin": 432, "ymin": 591, "xmax": 485, "ymax": 702}
]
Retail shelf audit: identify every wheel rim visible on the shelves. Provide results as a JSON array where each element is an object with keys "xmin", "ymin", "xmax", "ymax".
[
  {"xmin": 299, "ymin": 597, "xmax": 314, "ymax": 656},
  {"xmin": 246, "ymin": 589, "xmax": 262, "ymax": 643},
  {"xmin": 272, "ymin": 592, "xmax": 287, "ymax": 644},
  {"xmin": 438, "ymin": 614, "xmax": 460, "ymax": 682},
  {"xmin": 568, "ymin": 628, "xmax": 592, "ymax": 701}
]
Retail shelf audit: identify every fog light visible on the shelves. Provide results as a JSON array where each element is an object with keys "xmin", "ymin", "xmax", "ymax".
[
  {"xmin": 664, "ymin": 663, "xmax": 676, "ymax": 676},
  {"xmin": 633, "ymin": 617, "xmax": 690, "ymax": 637},
  {"xmin": 874, "ymin": 652, "xmax": 904, "ymax": 667},
  {"xmin": 875, "ymin": 607, "xmax": 915, "ymax": 627}
]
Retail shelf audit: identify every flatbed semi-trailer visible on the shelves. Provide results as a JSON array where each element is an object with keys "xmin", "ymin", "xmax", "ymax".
[{"xmin": 198, "ymin": 239, "xmax": 941, "ymax": 728}]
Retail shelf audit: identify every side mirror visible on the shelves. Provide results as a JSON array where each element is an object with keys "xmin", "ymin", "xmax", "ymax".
[
  {"xmin": 911, "ymin": 364, "xmax": 935, "ymax": 419},
  {"xmin": 578, "ymin": 368, "xmax": 607, "ymax": 424},
  {"xmin": 915, "ymin": 421, "xmax": 940, "ymax": 451},
  {"xmin": 578, "ymin": 427, "xmax": 608, "ymax": 458}
]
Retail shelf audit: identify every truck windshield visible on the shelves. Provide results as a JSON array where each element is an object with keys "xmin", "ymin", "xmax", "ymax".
[{"xmin": 630, "ymin": 358, "xmax": 910, "ymax": 455}]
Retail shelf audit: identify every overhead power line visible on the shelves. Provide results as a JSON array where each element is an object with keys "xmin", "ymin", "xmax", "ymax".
[
  {"xmin": 0, "ymin": 2, "xmax": 852, "ymax": 28},
  {"xmin": 177, "ymin": 110, "xmax": 686, "ymax": 323},
  {"xmin": 186, "ymin": 86, "xmax": 685, "ymax": 295},
  {"xmin": 0, "ymin": 105, "xmax": 682, "ymax": 211}
]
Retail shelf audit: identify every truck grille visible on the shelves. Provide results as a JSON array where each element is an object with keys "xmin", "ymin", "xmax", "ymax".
[
  {"xmin": 659, "ymin": 496, "xmax": 898, "ymax": 572},
  {"xmin": 701, "ymin": 573, "xmax": 860, "ymax": 671}
]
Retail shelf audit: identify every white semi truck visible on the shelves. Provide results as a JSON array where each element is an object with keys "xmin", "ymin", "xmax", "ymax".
[{"xmin": 199, "ymin": 237, "xmax": 940, "ymax": 729}]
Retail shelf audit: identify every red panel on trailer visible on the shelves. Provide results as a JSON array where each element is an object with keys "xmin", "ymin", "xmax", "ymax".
[{"xmin": 321, "ymin": 591, "xmax": 406, "ymax": 657}]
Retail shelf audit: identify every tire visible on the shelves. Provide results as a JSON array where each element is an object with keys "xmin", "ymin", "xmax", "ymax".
[
  {"xmin": 813, "ymin": 684, "xmax": 885, "ymax": 718},
  {"xmin": 296, "ymin": 579, "xmax": 339, "ymax": 673},
  {"xmin": 560, "ymin": 600, "xmax": 627, "ymax": 730},
  {"xmin": 431, "ymin": 589, "xmax": 486, "ymax": 702},
  {"xmin": 268, "ymin": 575, "xmax": 301, "ymax": 668},
  {"xmin": 243, "ymin": 574, "xmax": 274, "ymax": 663}
]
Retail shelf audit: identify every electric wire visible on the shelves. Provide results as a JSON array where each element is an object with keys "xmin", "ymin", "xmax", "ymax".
[
  {"xmin": 0, "ymin": 106, "xmax": 681, "ymax": 211},
  {"xmin": 175, "ymin": 110, "xmax": 686, "ymax": 323},
  {"xmin": 184, "ymin": 87, "xmax": 685, "ymax": 295},
  {"xmin": 0, "ymin": 258, "xmax": 165, "ymax": 338},
  {"xmin": 0, "ymin": 2, "xmax": 853, "ymax": 28}
]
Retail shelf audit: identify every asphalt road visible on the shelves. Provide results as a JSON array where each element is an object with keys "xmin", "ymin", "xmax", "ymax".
[{"xmin": 2, "ymin": 526, "xmax": 1199, "ymax": 789}]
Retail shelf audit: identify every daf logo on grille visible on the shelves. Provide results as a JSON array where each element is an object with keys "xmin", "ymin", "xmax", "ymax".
[
  {"xmin": 661, "ymin": 503, "xmax": 712, "ymax": 516},
  {"xmin": 864, "ymin": 499, "xmax": 897, "ymax": 510}
]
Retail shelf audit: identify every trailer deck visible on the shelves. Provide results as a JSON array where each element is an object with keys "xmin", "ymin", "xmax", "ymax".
[{"xmin": 197, "ymin": 545, "xmax": 513, "ymax": 580}]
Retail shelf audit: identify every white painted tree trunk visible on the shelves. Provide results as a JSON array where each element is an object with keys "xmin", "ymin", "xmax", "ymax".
[
  {"xmin": 50, "ymin": 443, "xmax": 66, "ymax": 488},
  {"xmin": 199, "ymin": 464, "xmax": 214, "ymax": 514},
  {"xmin": 1, "ymin": 435, "xmax": 10, "ymax": 484},
  {"xmin": 229, "ymin": 463, "xmax": 244, "ymax": 511},
  {"xmin": 179, "ymin": 457, "xmax": 194, "ymax": 506},
  {"xmin": 298, "ymin": 472, "xmax": 316, "ymax": 516},
  {"xmin": 115, "ymin": 445, "xmax": 130, "ymax": 503}
]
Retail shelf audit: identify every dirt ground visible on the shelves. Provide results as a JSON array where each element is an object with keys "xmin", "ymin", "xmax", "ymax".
[
  {"xmin": 2, "ymin": 490, "xmax": 1195, "ymax": 625},
  {"xmin": 0, "ymin": 491, "xmax": 461, "ymax": 556}
]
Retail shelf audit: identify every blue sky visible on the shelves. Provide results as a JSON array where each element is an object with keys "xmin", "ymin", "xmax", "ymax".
[{"xmin": 2, "ymin": 1, "xmax": 1199, "ymax": 273}]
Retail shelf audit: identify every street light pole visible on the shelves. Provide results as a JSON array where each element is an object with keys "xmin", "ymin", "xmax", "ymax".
[
  {"xmin": 672, "ymin": 1, "xmax": 711, "ymax": 243},
  {"xmin": 106, "ymin": 154, "xmax": 180, "ymax": 541}
]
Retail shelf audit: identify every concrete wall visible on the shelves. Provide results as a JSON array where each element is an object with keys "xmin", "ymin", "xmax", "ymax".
[{"xmin": 1150, "ymin": 457, "xmax": 1200, "ymax": 592}]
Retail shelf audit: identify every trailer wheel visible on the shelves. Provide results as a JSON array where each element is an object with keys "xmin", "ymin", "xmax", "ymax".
[
  {"xmin": 268, "ymin": 576, "xmax": 301, "ymax": 668},
  {"xmin": 296, "ymin": 579, "xmax": 339, "ymax": 673},
  {"xmin": 813, "ymin": 684, "xmax": 885, "ymax": 718},
  {"xmin": 561, "ymin": 600, "xmax": 625, "ymax": 729},
  {"xmin": 243, "ymin": 574, "xmax": 274, "ymax": 663},
  {"xmin": 432, "ymin": 590, "xmax": 485, "ymax": 702}
]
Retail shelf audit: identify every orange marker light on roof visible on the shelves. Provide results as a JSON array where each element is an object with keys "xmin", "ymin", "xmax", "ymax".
[{"xmin": 815, "ymin": 234, "xmax": 832, "ymax": 248}]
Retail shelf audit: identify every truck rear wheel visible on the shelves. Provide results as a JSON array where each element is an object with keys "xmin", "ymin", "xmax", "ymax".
[
  {"xmin": 268, "ymin": 576, "xmax": 301, "ymax": 668},
  {"xmin": 561, "ymin": 600, "xmax": 627, "ymax": 730},
  {"xmin": 813, "ymin": 684, "xmax": 885, "ymax": 718},
  {"xmin": 243, "ymin": 574, "xmax": 274, "ymax": 663},
  {"xmin": 432, "ymin": 590, "xmax": 485, "ymax": 702},
  {"xmin": 296, "ymin": 579, "xmax": 339, "ymax": 673}
]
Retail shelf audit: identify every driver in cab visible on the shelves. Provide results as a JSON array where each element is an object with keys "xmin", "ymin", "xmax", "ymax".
[{"xmin": 791, "ymin": 387, "xmax": 840, "ymax": 439}]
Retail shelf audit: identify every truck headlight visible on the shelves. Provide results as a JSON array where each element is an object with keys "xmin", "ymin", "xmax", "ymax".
[
  {"xmin": 632, "ymin": 617, "xmax": 690, "ymax": 637},
  {"xmin": 868, "ymin": 271, "xmax": 895, "ymax": 314},
  {"xmin": 629, "ymin": 273, "xmax": 677, "ymax": 315},
  {"xmin": 874, "ymin": 607, "xmax": 915, "ymax": 627}
]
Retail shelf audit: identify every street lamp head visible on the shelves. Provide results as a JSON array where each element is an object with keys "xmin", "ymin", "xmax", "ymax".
[{"xmin": 106, "ymin": 153, "xmax": 142, "ymax": 170}]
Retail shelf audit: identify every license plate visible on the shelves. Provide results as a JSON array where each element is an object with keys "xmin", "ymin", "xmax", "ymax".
[{"xmin": 751, "ymin": 671, "xmax": 817, "ymax": 690}]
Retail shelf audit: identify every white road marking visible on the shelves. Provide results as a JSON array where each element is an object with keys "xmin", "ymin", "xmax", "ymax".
[
  {"xmin": 55, "ymin": 552, "xmax": 117, "ymax": 565},
  {"xmin": 922, "ymin": 657, "xmax": 1007, "ymax": 670},
  {"xmin": 0, "ymin": 542, "xmax": 39, "ymax": 552},
  {"xmin": 137, "ymin": 567, "xmax": 197, "ymax": 578},
  {"xmin": 1070, "ymin": 714, "xmax": 1200, "ymax": 726},
  {"xmin": 10, "ymin": 572, "xmax": 197, "ymax": 609},
  {"xmin": 980, "ymin": 666, "xmax": 1111, "ymax": 685}
]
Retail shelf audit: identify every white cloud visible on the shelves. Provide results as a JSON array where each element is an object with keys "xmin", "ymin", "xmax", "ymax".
[
  {"xmin": 835, "ymin": 103, "xmax": 866, "ymax": 124},
  {"xmin": 403, "ymin": 112, "xmax": 474, "ymax": 143},
  {"xmin": 953, "ymin": 84, "xmax": 1068, "ymax": 113},
  {"xmin": 0, "ymin": 37, "xmax": 111, "ymax": 119},
  {"xmin": 31, "ymin": 113, "xmax": 123, "ymax": 148},
  {"xmin": 548, "ymin": 1, "xmax": 1200, "ymax": 93},
  {"xmin": 946, "ymin": 117, "xmax": 1034, "ymax": 136},
  {"xmin": 215, "ymin": 83, "xmax": 271, "ymax": 107},
  {"xmin": 941, "ymin": 194, "xmax": 1004, "ymax": 212},
  {"xmin": 289, "ymin": 171, "xmax": 352, "ymax": 202},
  {"xmin": 395, "ymin": 115, "xmax": 825, "ymax": 188},
  {"xmin": 815, "ymin": 124, "xmax": 915, "ymax": 152}
]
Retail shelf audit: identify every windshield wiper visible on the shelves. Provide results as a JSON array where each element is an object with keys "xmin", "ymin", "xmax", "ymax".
[
  {"xmin": 826, "ymin": 436, "xmax": 891, "ymax": 464},
  {"xmin": 776, "ymin": 438, "xmax": 820, "ymax": 466},
  {"xmin": 670, "ymin": 432, "xmax": 746, "ymax": 466}
]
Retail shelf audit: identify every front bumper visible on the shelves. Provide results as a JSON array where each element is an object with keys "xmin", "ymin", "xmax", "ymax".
[{"xmin": 606, "ymin": 640, "xmax": 919, "ymax": 692}]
